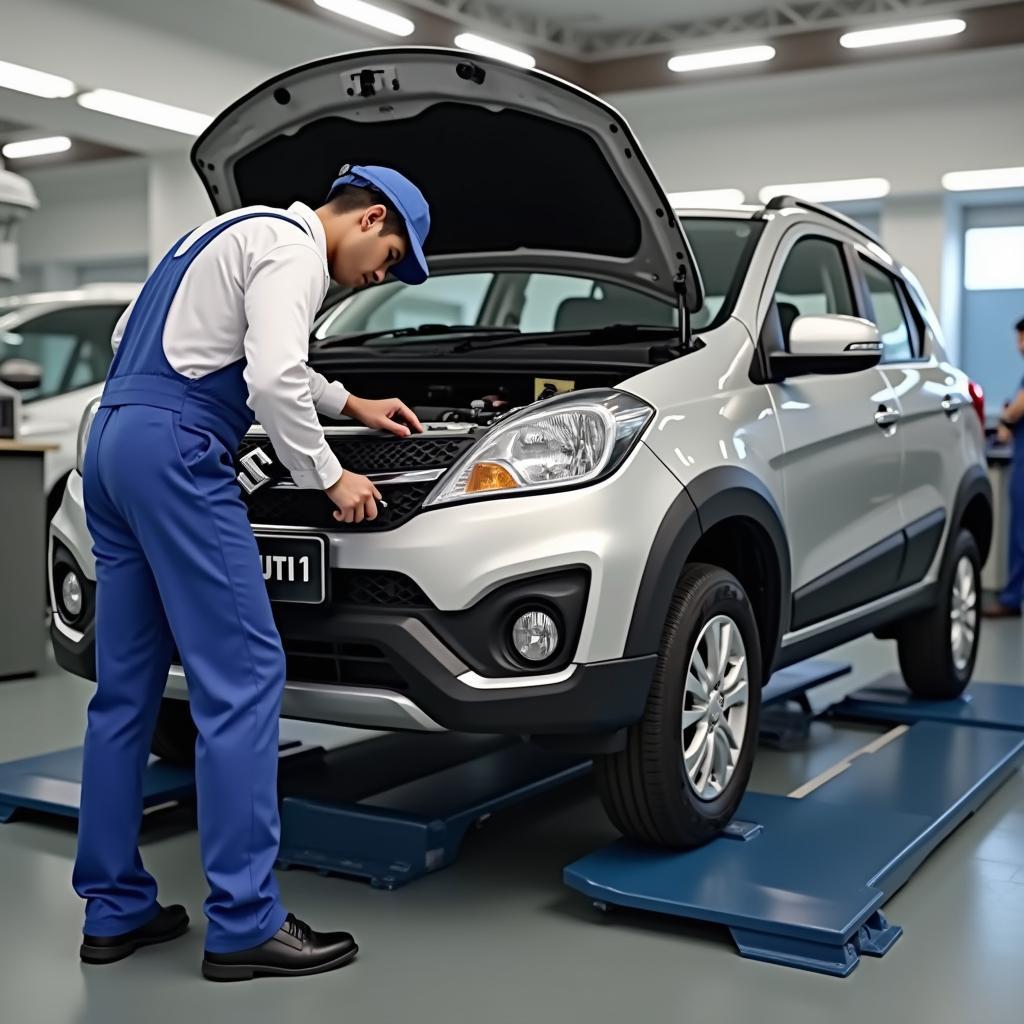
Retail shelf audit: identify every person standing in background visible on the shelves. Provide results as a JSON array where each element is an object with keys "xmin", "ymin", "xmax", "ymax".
[{"xmin": 985, "ymin": 316, "xmax": 1024, "ymax": 618}]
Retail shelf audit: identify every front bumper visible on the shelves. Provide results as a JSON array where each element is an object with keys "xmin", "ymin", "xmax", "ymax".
[
  {"xmin": 51, "ymin": 602, "xmax": 656, "ymax": 734},
  {"xmin": 49, "ymin": 441, "xmax": 678, "ymax": 735}
]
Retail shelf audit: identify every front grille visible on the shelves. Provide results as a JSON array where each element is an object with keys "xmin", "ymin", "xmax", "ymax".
[
  {"xmin": 333, "ymin": 570, "xmax": 431, "ymax": 608},
  {"xmin": 246, "ymin": 481, "xmax": 433, "ymax": 531},
  {"xmin": 280, "ymin": 637, "xmax": 402, "ymax": 689},
  {"xmin": 318, "ymin": 435, "xmax": 475, "ymax": 474},
  {"xmin": 168, "ymin": 570, "xmax": 429, "ymax": 687},
  {"xmin": 238, "ymin": 433, "xmax": 475, "ymax": 532}
]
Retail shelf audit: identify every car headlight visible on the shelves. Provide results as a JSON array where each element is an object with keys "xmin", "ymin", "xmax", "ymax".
[
  {"xmin": 423, "ymin": 388, "xmax": 653, "ymax": 507},
  {"xmin": 76, "ymin": 397, "xmax": 102, "ymax": 474}
]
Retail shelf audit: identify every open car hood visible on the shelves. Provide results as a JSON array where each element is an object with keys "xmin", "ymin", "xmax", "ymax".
[{"xmin": 191, "ymin": 47, "xmax": 702, "ymax": 310}]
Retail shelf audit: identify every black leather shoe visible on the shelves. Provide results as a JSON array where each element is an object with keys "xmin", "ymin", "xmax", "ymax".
[
  {"xmin": 202, "ymin": 914, "xmax": 358, "ymax": 982},
  {"xmin": 81, "ymin": 904, "xmax": 189, "ymax": 964}
]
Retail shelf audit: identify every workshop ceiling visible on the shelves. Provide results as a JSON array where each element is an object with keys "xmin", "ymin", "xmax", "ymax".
[{"xmin": 1, "ymin": 0, "xmax": 1022, "ymax": 163}]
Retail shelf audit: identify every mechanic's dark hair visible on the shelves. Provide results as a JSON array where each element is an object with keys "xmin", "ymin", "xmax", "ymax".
[
  {"xmin": 328, "ymin": 184, "xmax": 405, "ymax": 239},
  {"xmin": 1015, "ymin": 316, "xmax": 1024, "ymax": 333}
]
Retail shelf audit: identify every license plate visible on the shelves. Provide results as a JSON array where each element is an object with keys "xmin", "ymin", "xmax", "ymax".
[{"xmin": 255, "ymin": 533, "xmax": 327, "ymax": 604}]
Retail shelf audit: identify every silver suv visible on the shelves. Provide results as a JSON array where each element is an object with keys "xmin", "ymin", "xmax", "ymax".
[{"xmin": 48, "ymin": 49, "xmax": 992, "ymax": 849}]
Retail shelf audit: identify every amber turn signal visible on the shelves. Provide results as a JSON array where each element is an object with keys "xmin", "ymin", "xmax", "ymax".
[{"xmin": 466, "ymin": 462, "xmax": 518, "ymax": 493}]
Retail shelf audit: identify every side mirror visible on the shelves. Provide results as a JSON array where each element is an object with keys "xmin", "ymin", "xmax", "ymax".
[
  {"xmin": 0, "ymin": 357, "xmax": 43, "ymax": 391},
  {"xmin": 769, "ymin": 315, "xmax": 882, "ymax": 381}
]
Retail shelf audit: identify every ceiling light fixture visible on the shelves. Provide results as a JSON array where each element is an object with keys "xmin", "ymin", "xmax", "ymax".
[
  {"xmin": 454, "ymin": 33, "xmax": 536, "ymax": 68},
  {"xmin": 840, "ymin": 18, "xmax": 966, "ymax": 49},
  {"xmin": 758, "ymin": 177, "xmax": 891, "ymax": 203},
  {"xmin": 668, "ymin": 45, "xmax": 776, "ymax": 73},
  {"xmin": 313, "ymin": 0, "xmax": 414, "ymax": 37},
  {"xmin": 667, "ymin": 189, "xmax": 746, "ymax": 207},
  {"xmin": 0, "ymin": 59, "xmax": 75, "ymax": 99},
  {"xmin": 77, "ymin": 89, "xmax": 211, "ymax": 135},
  {"xmin": 941, "ymin": 167, "xmax": 1024, "ymax": 192},
  {"xmin": 2, "ymin": 136, "xmax": 72, "ymax": 159}
]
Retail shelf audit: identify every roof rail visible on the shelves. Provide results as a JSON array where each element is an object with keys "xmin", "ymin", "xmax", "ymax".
[{"xmin": 757, "ymin": 194, "xmax": 887, "ymax": 249}]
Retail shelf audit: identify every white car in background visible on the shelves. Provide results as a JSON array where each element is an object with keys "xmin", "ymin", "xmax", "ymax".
[{"xmin": 0, "ymin": 284, "xmax": 138, "ymax": 523}]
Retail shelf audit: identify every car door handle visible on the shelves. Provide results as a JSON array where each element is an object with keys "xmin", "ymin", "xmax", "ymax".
[
  {"xmin": 941, "ymin": 394, "xmax": 967, "ymax": 417},
  {"xmin": 874, "ymin": 405, "xmax": 901, "ymax": 429}
]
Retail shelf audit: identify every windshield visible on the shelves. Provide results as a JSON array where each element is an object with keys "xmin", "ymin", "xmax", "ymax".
[
  {"xmin": 315, "ymin": 271, "xmax": 677, "ymax": 343},
  {"xmin": 313, "ymin": 216, "xmax": 760, "ymax": 343}
]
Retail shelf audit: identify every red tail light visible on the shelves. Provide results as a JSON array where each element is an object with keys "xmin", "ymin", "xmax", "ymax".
[{"xmin": 968, "ymin": 380, "xmax": 985, "ymax": 427}]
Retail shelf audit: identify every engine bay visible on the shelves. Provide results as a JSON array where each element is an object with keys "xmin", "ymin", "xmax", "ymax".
[{"xmin": 314, "ymin": 363, "xmax": 642, "ymax": 430}]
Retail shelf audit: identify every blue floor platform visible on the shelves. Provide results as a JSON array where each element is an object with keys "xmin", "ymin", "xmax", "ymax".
[
  {"xmin": 277, "ymin": 742, "xmax": 590, "ymax": 889},
  {"xmin": 836, "ymin": 673, "xmax": 1024, "ymax": 732},
  {"xmin": 0, "ymin": 729, "xmax": 322, "ymax": 825},
  {"xmin": 272, "ymin": 659, "xmax": 851, "ymax": 888},
  {"xmin": 6, "ymin": 660, "xmax": 1017, "ymax": 977},
  {"xmin": 563, "ymin": 680, "xmax": 1024, "ymax": 977},
  {"xmin": 0, "ymin": 747, "xmax": 195, "ymax": 824}
]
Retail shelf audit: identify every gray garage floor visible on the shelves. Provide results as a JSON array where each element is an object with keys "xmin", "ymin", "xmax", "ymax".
[{"xmin": 1, "ymin": 621, "xmax": 1022, "ymax": 1023}]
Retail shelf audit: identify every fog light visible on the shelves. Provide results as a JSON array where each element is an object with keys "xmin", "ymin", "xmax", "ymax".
[
  {"xmin": 61, "ymin": 570, "xmax": 83, "ymax": 618},
  {"xmin": 511, "ymin": 610, "xmax": 559, "ymax": 663}
]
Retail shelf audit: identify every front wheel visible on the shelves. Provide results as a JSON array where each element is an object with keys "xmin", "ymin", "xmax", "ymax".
[
  {"xmin": 595, "ymin": 564, "xmax": 762, "ymax": 848},
  {"xmin": 896, "ymin": 529, "xmax": 981, "ymax": 700}
]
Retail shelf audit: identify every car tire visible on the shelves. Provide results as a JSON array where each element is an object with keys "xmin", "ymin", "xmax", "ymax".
[
  {"xmin": 151, "ymin": 698, "xmax": 198, "ymax": 766},
  {"xmin": 896, "ymin": 528, "xmax": 981, "ymax": 701},
  {"xmin": 43, "ymin": 474, "xmax": 71, "ymax": 610},
  {"xmin": 595, "ymin": 563, "xmax": 762, "ymax": 848}
]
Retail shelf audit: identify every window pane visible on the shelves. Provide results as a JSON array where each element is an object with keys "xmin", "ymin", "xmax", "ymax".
[
  {"xmin": 679, "ymin": 217, "xmax": 764, "ymax": 330},
  {"xmin": 859, "ymin": 259, "xmax": 914, "ymax": 362},
  {"xmin": 321, "ymin": 274, "xmax": 494, "ymax": 335},
  {"xmin": 0, "ymin": 330, "xmax": 76, "ymax": 400},
  {"xmin": 964, "ymin": 227, "xmax": 1024, "ymax": 291},
  {"xmin": 0, "ymin": 304, "xmax": 123, "ymax": 402},
  {"xmin": 520, "ymin": 275, "xmax": 675, "ymax": 333},
  {"xmin": 774, "ymin": 238, "xmax": 855, "ymax": 342},
  {"xmin": 519, "ymin": 274, "xmax": 595, "ymax": 333},
  {"xmin": 319, "ymin": 271, "xmax": 675, "ymax": 338}
]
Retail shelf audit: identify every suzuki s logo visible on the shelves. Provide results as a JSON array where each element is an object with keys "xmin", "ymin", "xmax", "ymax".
[{"xmin": 237, "ymin": 446, "xmax": 273, "ymax": 495}]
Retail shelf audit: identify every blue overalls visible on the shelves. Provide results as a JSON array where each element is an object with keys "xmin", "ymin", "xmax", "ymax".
[
  {"xmin": 73, "ymin": 212, "xmax": 310, "ymax": 953},
  {"xmin": 999, "ymin": 384, "xmax": 1024, "ymax": 609}
]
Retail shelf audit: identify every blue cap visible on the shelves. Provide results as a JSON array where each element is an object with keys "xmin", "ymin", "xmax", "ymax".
[{"xmin": 326, "ymin": 163, "xmax": 430, "ymax": 285}]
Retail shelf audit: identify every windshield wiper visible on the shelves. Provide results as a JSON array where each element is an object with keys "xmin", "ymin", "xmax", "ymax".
[
  {"xmin": 316, "ymin": 324, "xmax": 519, "ymax": 350},
  {"xmin": 450, "ymin": 323, "xmax": 679, "ymax": 353}
]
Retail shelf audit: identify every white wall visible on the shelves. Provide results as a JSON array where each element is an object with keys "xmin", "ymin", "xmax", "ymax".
[
  {"xmin": 7, "ymin": 37, "xmax": 1022, "ymax": 346},
  {"xmin": 147, "ymin": 152, "xmax": 217, "ymax": 263},
  {"xmin": 612, "ymin": 43, "xmax": 1024, "ymax": 349},
  {"xmin": 18, "ymin": 159, "xmax": 148, "ymax": 266},
  {"xmin": 612, "ymin": 45, "xmax": 1024, "ymax": 202}
]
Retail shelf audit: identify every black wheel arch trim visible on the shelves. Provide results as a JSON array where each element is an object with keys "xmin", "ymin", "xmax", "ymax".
[
  {"xmin": 624, "ymin": 465, "xmax": 791, "ymax": 667},
  {"xmin": 950, "ymin": 463, "xmax": 993, "ymax": 565}
]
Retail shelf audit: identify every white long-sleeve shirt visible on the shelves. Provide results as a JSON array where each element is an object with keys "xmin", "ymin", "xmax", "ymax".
[{"xmin": 111, "ymin": 200, "xmax": 349, "ymax": 489}]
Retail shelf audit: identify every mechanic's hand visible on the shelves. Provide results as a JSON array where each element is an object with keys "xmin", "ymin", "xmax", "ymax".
[
  {"xmin": 996, "ymin": 423, "xmax": 1012, "ymax": 446},
  {"xmin": 343, "ymin": 394, "xmax": 424, "ymax": 437},
  {"xmin": 326, "ymin": 470, "xmax": 383, "ymax": 524}
]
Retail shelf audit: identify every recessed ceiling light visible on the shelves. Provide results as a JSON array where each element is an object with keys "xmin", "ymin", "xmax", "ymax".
[
  {"xmin": 758, "ymin": 178, "xmax": 891, "ymax": 203},
  {"xmin": 0, "ymin": 59, "xmax": 75, "ymax": 99},
  {"xmin": 840, "ymin": 18, "xmax": 966, "ymax": 49},
  {"xmin": 667, "ymin": 189, "xmax": 746, "ymax": 207},
  {"xmin": 941, "ymin": 167, "xmax": 1024, "ymax": 192},
  {"xmin": 77, "ymin": 89, "xmax": 211, "ymax": 135},
  {"xmin": 454, "ymin": 33, "xmax": 536, "ymax": 68},
  {"xmin": 313, "ymin": 0, "xmax": 414, "ymax": 37},
  {"xmin": 2, "ymin": 136, "xmax": 72, "ymax": 159},
  {"xmin": 668, "ymin": 46, "xmax": 776, "ymax": 73}
]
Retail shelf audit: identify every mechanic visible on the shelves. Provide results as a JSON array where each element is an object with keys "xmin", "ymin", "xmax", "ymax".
[
  {"xmin": 985, "ymin": 315, "xmax": 1024, "ymax": 618},
  {"xmin": 73, "ymin": 164, "xmax": 430, "ymax": 981}
]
